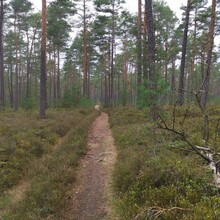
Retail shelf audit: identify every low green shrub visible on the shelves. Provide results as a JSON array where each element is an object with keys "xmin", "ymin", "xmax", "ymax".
[
  {"xmin": 0, "ymin": 108, "xmax": 99, "ymax": 219},
  {"xmin": 109, "ymin": 106, "xmax": 219, "ymax": 220}
]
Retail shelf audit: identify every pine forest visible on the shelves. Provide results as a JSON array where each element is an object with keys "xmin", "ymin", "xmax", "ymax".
[{"xmin": 1, "ymin": 0, "xmax": 220, "ymax": 219}]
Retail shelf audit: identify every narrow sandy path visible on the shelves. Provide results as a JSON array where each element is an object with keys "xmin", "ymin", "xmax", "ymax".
[{"xmin": 62, "ymin": 112, "xmax": 117, "ymax": 220}]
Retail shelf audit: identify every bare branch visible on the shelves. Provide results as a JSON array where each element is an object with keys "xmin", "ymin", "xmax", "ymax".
[
  {"xmin": 134, "ymin": 206, "xmax": 190, "ymax": 220},
  {"xmin": 195, "ymin": 145, "xmax": 211, "ymax": 151}
]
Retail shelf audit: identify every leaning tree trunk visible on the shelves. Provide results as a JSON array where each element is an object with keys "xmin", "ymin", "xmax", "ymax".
[
  {"xmin": 39, "ymin": 0, "xmax": 47, "ymax": 118},
  {"xmin": 199, "ymin": 0, "xmax": 216, "ymax": 110},
  {"xmin": 177, "ymin": 0, "xmax": 191, "ymax": 106}
]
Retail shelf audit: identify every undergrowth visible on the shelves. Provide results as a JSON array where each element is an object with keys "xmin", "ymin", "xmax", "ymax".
[
  {"xmin": 0, "ymin": 108, "xmax": 99, "ymax": 219},
  {"xmin": 108, "ymin": 106, "xmax": 220, "ymax": 220}
]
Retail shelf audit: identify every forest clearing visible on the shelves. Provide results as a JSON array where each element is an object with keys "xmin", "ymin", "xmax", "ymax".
[
  {"xmin": 1, "ymin": 106, "xmax": 220, "ymax": 219},
  {"xmin": 1, "ymin": 0, "xmax": 220, "ymax": 219}
]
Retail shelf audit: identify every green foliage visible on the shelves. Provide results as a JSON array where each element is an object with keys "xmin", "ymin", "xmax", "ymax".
[
  {"xmin": 137, "ymin": 75, "xmax": 170, "ymax": 109},
  {"xmin": 109, "ymin": 107, "xmax": 219, "ymax": 220},
  {"xmin": 61, "ymin": 87, "xmax": 80, "ymax": 108},
  {"xmin": 79, "ymin": 96, "xmax": 96, "ymax": 108},
  {"xmin": 21, "ymin": 95, "xmax": 37, "ymax": 110}
]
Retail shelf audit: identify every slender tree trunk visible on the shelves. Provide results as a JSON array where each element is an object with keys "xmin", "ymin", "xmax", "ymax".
[
  {"xmin": 145, "ymin": 0, "xmax": 157, "ymax": 119},
  {"xmin": 171, "ymin": 58, "xmax": 176, "ymax": 103},
  {"xmin": 9, "ymin": 63, "xmax": 14, "ymax": 108},
  {"xmin": 101, "ymin": 74, "xmax": 103, "ymax": 103},
  {"xmin": 57, "ymin": 47, "xmax": 61, "ymax": 101},
  {"xmin": 48, "ymin": 44, "xmax": 52, "ymax": 105},
  {"xmin": 122, "ymin": 39, "xmax": 127, "ymax": 106},
  {"xmin": 14, "ymin": 17, "xmax": 19, "ymax": 111},
  {"xmin": 87, "ymin": 54, "xmax": 90, "ymax": 98},
  {"xmin": 39, "ymin": 0, "xmax": 47, "ymax": 118},
  {"xmin": 201, "ymin": 48, "xmax": 205, "ymax": 83},
  {"xmin": 53, "ymin": 49, "xmax": 57, "ymax": 107},
  {"xmin": 110, "ymin": 1, "xmax": 115, "ymax": 106},
  {"xmin": 108, "ymin": 43, "xmax": 111, "ymax": 105},
  {"xmin": 164, "ymin": 35, "xmax": 168, "ymax": 83},
  {"xmin": 26, "ymin": 21, "xmax": 40, "ymax": 101},
  {"xmin": 190, "ymin": 7, "xmax": 197, "ymax": 94},
  {"xmin": 0, "ymin": 0, "xmax": 4, "ymax": 110},
  {"xmin": 103, "ymin": 50, "xmax": 108, "ymax": 106},
  {"xmin": 200, "ymin": 0, "xmax": 216, "ymax": 109},
  {"xmin": 83, "ymin": 0, "xmax": 87, "ymax": 97},
  {"xmin": 7, "ymin": 65, "xmax": 12, "ymax": 108},
  {"xmin": 143, "ymin": 2, "xmax": 148, "ymax": 82},
  {"xmin": 177, "ymin": 0, "xmax": 191, "ymax": 105},
  {"xmin": 137, "ymin": 0, "xmax": 142, "ymax": 106}
]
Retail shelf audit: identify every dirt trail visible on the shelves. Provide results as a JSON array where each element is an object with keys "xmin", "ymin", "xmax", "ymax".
[{"xmin": 62, "ymin": 112, "xmax": 117, "ymax": 220}]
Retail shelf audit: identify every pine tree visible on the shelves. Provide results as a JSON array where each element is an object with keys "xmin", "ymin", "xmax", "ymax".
[{"xmin": 39, "ymin": 0, "xmax": 47, "ymax": 118}]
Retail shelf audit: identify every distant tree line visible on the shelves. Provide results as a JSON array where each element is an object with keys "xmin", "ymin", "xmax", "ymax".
[{"xmin": 0, "ymin": 0, "xmax": 219, "ymax": 116}]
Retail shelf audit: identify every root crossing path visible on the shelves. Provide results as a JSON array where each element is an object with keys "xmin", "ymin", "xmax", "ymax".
[{"xmin": 62, "ymin": 112, "xmax": 117, "ymax": 220}]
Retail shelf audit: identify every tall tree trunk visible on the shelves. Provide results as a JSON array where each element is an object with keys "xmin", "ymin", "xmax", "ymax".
[
  {"xmin": 83, "ymin": 0, "xmax": 87, "ymax": 97},
  {"xmin": 164, "ymin": 35, "xmax": 168, "ymax": 83},
  {"xmin": 9, "ymin": 63, "xmax": 14, "ymax": 108},
  {"xmin": 14, "ymin": 17, "xmax": 19, "ymax": 111},
  {"xmin": 143, "ymin": 2, "xmax": 148, "ymax": 82},
  {"xmin": 53, "ymin": 49, "xmax": 57, "ymax": 107},
  {"xmin": 190, "ymin": 7, "xmax": 197, "ymax": 94},
  {"xmin": 145, "ymin": 0, "xmax": 157, "ymax": 119},
  {"xmin": 57, "ymin": 47, "xmax": 61, "ymax": 101},
  {"xmin": 48, "ymin": 43, "xmax": 52, "ymax": 105},
  {"xmin": 177, "ymin": 0, "xmax": 191, "ymax": 105},
  {"xmin": 171, "ymin": 58, "xmax": 176, "ymax": 103},
  {"xmin": 200, "ymin": 0, "xmax": 216, "ymax": 109},
  {"xmin": 0, "ymin": 0, "xmax": 4, "ymax": 110},
  {"xmin": 26, "ymin": 21, "xmax": 40, "ymax": 101},
  {"xmin": 87, "ymin": 54, "xmax": 90, "ymax": 98},
  {"xmin": 122, "ymin": 39, "xmax": 127, "ymax": 106},
  {"xmin": 108, "ymin": 42, "xmax": 111, "ymax": 105},
  {"xmin": 39, "ymin": 0, "xmax": 47, "ymax": 118},
  {"xmin": 137, "ymin": 0, "xmax": 142, "ymax": 106},
  {"xmin": 102, "ymin": 50, "xmax": 108, "ymax": 106},
  {"xmin": 110, "ymin": 1, "xmax": 115, "ymax": 106}
]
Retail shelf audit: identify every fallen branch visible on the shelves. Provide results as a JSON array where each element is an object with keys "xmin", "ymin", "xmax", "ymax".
[
  {"xmin": 134, "ymin": 206, "xmax": 190, "ymax": 220},
  {"xmin": 195, "ymin": 145, "xmax": 211, "ymax": 151}
]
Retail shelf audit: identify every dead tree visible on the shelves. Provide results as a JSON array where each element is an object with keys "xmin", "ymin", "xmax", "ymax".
[{"xmin": 157, "ymin": 98, "xmax": 220, "ymax": 189}]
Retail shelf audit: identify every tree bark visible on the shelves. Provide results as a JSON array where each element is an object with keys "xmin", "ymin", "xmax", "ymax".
[
  {"xmin": 57, "ymin": 47, "xmax": 61, "ymax": 100},
  {"xmin": 199, "ymin": 0, "xmax": 216, "ymax": 109},
  {"xmin": 53, "ymin": 48, "xmax": 57, "ymax": 107},
  {"xmin": 143, "ymin": 2, "xmax": 148, "ymax": 82},
  {"xmin": 145, "ymin": 0, "xmax": 157, "ymax": 119},
  {"xmin": 14, "ymin": 17, "xmax": 19, "ymax": 111},
  {"xmin": 110, "ymin": 1, "xmax": 115, "ymax": 106},
  {"xmin": 177, "ymin": 0, "xmax": 191, "ymax": 105},
  {"xmin": 122, "ymin": 38, "xmax": 127, "ymax": 106},
  {"xmin": 190, "ymin": 7, "xmax": 197, "ymax": 94},
  {"xmin": 83, "ymin": 0, "xmax": 87, "ymax": 97},
  {"xmin": 26, "ymin": 20, "xmax": 40, "ymax": 101},
  {"xmin": 39, "ymin": 0, "xmax": 47, "ymax": 118},
  {"xmin": 137, "ymin": 0, "xmax": 142, "ymax": 107},
  {"xmin": 0, "ymin": 0, "xmax": 4, "ymax": 110}
]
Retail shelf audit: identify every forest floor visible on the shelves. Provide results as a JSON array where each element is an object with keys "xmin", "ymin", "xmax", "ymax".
[{"xmin": 61, "ymin": 111, "xmax": 118, "ymax": 220}]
